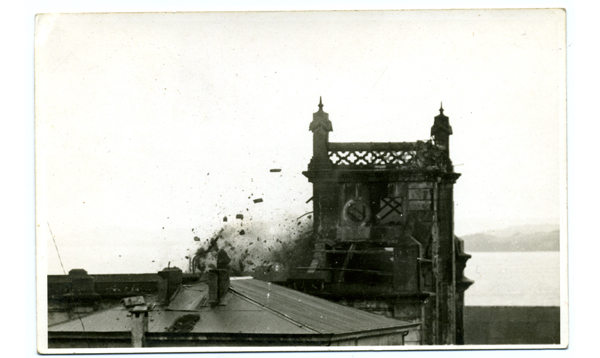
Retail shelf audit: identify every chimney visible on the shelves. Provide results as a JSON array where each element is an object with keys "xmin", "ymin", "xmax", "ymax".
[
  {"xmin": 208, "ymin": 249, "xmax": 231, "ymax": 306},
  {"xmin": 129, "ymin": 305, "xmax": 149, "ymax": 348},
  {"xmin": 157, "ymin": 267, "xmax": 182, "ymax": 304},
  {"xmin": 208, "ymin": 269, "xmax": 230, "ymax": 306},
  {"xmin": 64, "ymin": 269, "xmax": 100, "ymax": 302}
]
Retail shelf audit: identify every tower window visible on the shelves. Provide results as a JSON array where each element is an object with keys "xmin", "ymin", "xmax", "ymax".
[{"xmin": 376, "ymin": 198, "xmax": 403, "ymax": 225}]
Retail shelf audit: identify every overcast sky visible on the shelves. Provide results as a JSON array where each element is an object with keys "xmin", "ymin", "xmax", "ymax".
[{"xmin": 36, "ymin": 10, "xmax": 565, "ymax": 274}]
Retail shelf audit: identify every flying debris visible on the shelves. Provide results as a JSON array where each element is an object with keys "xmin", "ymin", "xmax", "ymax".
[
  {"xmin": 269, "ymin": 169, "xmax": 282, "ymax": 172},
  {"xmin": 253, "ymin": 198, "xmax": 263, "ymax": 203},
  {"xmin": 217, "ymin": 249, "xmax": 232, "ymax": 269},
  {"xmin": 223, "ymin": 216, "xmax": 228, "ymax": 222},
  {"xmin": 236, "ymin": 214, "xmax": 244, "ymax": 220},
  {"xmin": 296, "ymin": 211, "xmax": 314, "ymax": 220}
]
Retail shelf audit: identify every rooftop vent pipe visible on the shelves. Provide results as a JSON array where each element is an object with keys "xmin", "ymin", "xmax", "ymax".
[{"xmin": 129, "ymin": 305, "xmax": 149, "ymax": 348}]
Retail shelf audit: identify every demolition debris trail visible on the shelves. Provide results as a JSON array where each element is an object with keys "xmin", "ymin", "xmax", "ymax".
[
  {"xmin": 190, "ymin": 219, "xmax": 315, "ymax": 276},
  {"xmin": 189, "ymin": 168, "xmax": 313, "ymax": 275}
]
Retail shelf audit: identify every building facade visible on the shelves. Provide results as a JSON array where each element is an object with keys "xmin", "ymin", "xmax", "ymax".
[{"xmin": 292, "ymin": 99, "xmax": 472, "ymax": 345}]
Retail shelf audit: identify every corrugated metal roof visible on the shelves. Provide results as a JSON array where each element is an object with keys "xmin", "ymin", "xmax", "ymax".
[
  {"xmin": 48, "ymin": 307, "xmax": 131, "ymax": 332},
  {"xmin": 152, "ymin": 309, "xmax": 313, "ymax": 334},
  {"xmin": 48, "ymin": 285, "xmax": 312, "ymax": 334},
  {"xmin": 229, "ymin": 278, "xmax": 411, "ymax": 334},
  {"xmin": 49, "ymin": 278, "xmax": 414, "ymax": 336}
]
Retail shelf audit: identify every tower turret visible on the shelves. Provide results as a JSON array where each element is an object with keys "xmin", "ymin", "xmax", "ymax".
[
  {"xmin": 431, "ymin": 103, "xmax": 453, "ymax": 153},
  {"xmin": 308, "ymin": 97, "xmax": 333, "ymax": 170}
]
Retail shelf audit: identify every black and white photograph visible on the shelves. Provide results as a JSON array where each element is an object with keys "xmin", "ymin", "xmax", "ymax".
[{"xmin": 35, "ymin": 8, "xmax": 567, "ymax": 353}]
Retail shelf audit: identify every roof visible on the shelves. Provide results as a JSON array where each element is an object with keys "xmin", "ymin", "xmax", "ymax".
[
  {"xmin": 230, "ymin": 278, "xmax": 409, "ymax": 334},
  {"xmin": 49, "ymin": 278, "xmax": 416, "ymax": 336}
]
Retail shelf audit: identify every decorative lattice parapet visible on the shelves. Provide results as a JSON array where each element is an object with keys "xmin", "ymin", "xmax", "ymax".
[{"xmin": 327, "ymin": 140, "xmax": 452, "ymax": 171}]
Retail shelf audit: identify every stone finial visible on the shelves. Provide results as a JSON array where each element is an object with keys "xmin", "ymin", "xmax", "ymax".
[
  {"xmin": 431, "ymin": 103, "xmax": 452, "ymax": 138},
  {"xmin": 431, "ymin": 103, "xmax": 453, "ymax": 169},
  {"xmin": 308, "ymin": 97, "xmax": 333, "ymax": 170},
  {"xmin": 309, "ymin": 97, "xmax": 333, "ymax": 133}
]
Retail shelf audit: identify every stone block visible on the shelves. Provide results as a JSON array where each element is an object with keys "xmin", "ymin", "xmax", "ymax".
[
  {"xmin": 393, "ymin": 303, "xmax": 421, "ymax": 320},
  {"xmin": 408, "ymin": 182, "xmax": 434, "ymax": 189},
  {"xmin": 408, "ymin": 200, "xmax": 433, "ymax": 211},
  {"xmin": 408, "ymin": 189, "xmax": 432, "ymax": 200},
  {"xmin": 412, "ymin": 210, "xmax": 433, "ymax": 222}
]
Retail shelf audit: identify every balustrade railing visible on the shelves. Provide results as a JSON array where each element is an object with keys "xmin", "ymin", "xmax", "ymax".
[{"xmin": 327, "ymin": 140, "xmax": 449, "ymax": 170}]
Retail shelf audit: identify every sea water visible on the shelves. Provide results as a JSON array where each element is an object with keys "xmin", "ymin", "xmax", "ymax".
[{"xmin": 464, "ymin": 251, "xmax": 561, "ymax": 306}]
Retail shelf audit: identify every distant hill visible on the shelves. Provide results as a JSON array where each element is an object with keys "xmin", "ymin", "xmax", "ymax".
[{"xmin": 461, "ymin": 225, "xmax": 560, "ymax": 252}]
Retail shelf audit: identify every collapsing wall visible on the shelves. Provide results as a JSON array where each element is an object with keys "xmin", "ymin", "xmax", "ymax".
[{"xmin": 295, "ymin": 99, "xmax": 472, "ymax": 345}]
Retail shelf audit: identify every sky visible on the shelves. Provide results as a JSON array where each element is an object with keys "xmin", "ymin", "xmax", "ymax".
[{"xmin": 35, "ymin": 10, "xmax": 566, "ymax": 275}]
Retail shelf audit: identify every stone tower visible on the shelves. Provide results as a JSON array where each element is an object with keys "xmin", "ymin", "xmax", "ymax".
[{"xmin": 298, "ymin": 99, "xmax": 473, "ymax": 345}]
